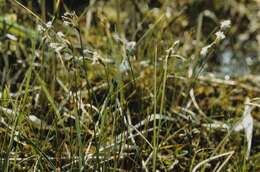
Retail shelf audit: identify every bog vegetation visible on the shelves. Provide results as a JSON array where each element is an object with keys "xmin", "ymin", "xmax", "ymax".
[{"xmin": 0, "ymin": 0, "xmax": 259, "ymax": 171}]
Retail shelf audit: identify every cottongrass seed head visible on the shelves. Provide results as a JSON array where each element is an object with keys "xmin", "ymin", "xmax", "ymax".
[
  {"xmin": 220, "ymin": 20, "xmax": 231, "ymax": 30},
  {"xmin": 215, "ymin": 31, "xmax": 226, "ymax": 40}
]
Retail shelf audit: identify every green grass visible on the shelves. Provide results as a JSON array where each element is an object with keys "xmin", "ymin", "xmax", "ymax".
[{"xmin": 0, "ymin": 0, "xmax": 260, "ymax": 171}]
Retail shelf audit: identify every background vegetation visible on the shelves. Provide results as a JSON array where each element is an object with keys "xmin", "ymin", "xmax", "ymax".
[{"xmin": 0, "ymin": 0, "xmax": 259, "ymax": 171}]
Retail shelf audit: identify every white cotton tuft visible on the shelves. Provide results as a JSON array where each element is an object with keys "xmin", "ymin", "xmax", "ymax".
[
  {"xmin": 200, "ymin": 45, "xmax": 212, "ymax": 56},
  {"xmin": 220, "ymin": 20, "xmax": 231, "ymax": 30},
  {"xmin": 46, "ymin": 21, "xmax": 52, "ymax": 28},
  {"xmin": 215, "ymin": 31, "xmax": 226, "ymax": 40}
]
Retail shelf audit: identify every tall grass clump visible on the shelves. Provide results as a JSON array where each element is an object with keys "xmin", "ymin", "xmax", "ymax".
[{"xmin": 0, "ymin": 0, "xmax": 259, "ymax": 171}]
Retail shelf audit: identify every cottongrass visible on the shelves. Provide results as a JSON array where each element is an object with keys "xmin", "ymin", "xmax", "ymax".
[
  {"xmin": 215, "ymin": 31, "xmax": 226, "ymax": 40},
  {"xmin": 45, "ymin": 21, "xmax": 52, "ymax": 29},
  {"xmin": 220, "ymin": 20, "xmax": 231, "ymax": 30},
  {"xmin": 200, "ymin": 19, "xmax": 230, "ymax": 56},
  {"xmin": 36, "ymin": 24, "xmax": 45, "ymax": 33},
  {"xmin": 200, "ymin": 45, "xmax": 212, "ymax": 56}
]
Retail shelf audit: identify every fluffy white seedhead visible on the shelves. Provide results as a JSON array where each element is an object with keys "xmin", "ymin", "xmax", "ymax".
[
  {"xmin": 37, "ymin": 24, "xmax": 45, "ymax": 33},
  {"xmin": 125, "ymin": 41, "xmax": 136, "ymax": 52},
  {"xmin": 62, "ymin": 11, "xmax": 78, "ymax": 27},
  {"xmin": 46, "ymin": 21, "xmax": 52, "ymax": 29},
  {"xmin": 215, "ymin": 31, "xmax": 226, "ymax": 40},
  {"xmin": 220, "ymin": 20, "xmax": 231, "ymax": 30},
  {"xmin": 200, "ymin": 45, "xmax": 212, "ymax": 56}
]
